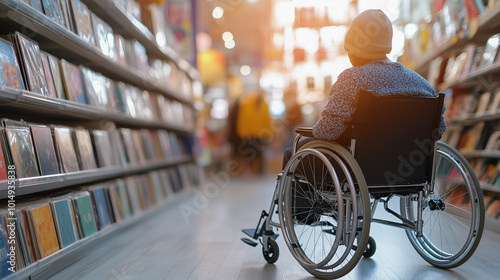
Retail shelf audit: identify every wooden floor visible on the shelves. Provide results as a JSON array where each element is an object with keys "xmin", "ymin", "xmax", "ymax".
[{"xmin": 48, "ymin": 176, "xmax": 500, "ymax": 280}]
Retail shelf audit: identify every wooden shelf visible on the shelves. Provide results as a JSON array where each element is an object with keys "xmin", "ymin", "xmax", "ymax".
[
  {"xmin": 0, "ymin": 0, "xmax": 191, "ymax": 105},
  {"xmin": 0, "ymin": 88, "xmax": 195, "ymax": 133},
  {"xmin": 0, "ymin": 155, "xmax": 194, "ymax": 199}
]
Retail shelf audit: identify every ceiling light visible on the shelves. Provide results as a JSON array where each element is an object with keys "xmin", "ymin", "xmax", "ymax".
[
  {"xmin": 224, "ymin": 40, "xmax": 235, "ymax": 49},
  {"xmin": 212, "ymin": 6, "xmax": 224, "ymax": 19},
  {"xmin": 240, "ymin": 65, "xmax": 251, "ymax": 76},
  {"xmin": 222, "ymin": 31, "xmax": 233, "ymax": 42}
]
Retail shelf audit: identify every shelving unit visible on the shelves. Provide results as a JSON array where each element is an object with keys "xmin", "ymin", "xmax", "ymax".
[{"xmin": 0, "ymin": 0, "xmax": 201, "ymax": 278}]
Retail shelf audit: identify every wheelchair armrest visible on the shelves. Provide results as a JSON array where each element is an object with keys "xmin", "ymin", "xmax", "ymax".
[{"xmin": 295, "ymin": 127, "xmax": 314, "ymax": 138}]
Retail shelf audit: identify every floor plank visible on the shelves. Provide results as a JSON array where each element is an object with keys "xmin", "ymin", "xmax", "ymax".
[{"xmin": 47, "ymin": 176, "xmax": 500, "ymax": 280}]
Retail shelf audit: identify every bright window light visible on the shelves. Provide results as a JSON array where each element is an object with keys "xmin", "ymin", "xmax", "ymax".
[
  {"xmin": 240, "ymin": 65, "xmax": 251, "ymax": 76},
  {"xmin": 224, "ymin": 39, "xmax": 235, "ymax": 49},
  {"xmin": 222, "ymin": 31, "xmax": 233, "ymax": 42},
  {"xmin": 212, "ymin": 6, "xmax": 224, "ymax": 19}
]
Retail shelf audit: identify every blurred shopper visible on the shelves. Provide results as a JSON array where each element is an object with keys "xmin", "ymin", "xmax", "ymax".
[
  {"xmin": 236, "ymin": 90, "xmax": 274, "ymax": 175},
  {"xmin": 283, "ymin": 82, "xmax": 303, "ymax": 148}
]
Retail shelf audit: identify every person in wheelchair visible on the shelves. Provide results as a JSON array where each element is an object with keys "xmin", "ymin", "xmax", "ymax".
[{"xmin": 283, "ymin": 9, "xmax": 447, "ymax": 226}]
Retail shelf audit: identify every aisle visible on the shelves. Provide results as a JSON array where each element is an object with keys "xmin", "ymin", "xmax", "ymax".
[{"xmin": 49, "ymin": 176, "xmax": 500, "ymax": 280}]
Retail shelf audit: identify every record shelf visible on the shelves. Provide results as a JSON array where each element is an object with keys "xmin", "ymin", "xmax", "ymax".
[
  {"xmin": 414, "ymin": 3, "xmax": 500, "ymax": 231},
  {"xmin": 0, "ymin": 0, "xmax": 201, "ymax": 278}
]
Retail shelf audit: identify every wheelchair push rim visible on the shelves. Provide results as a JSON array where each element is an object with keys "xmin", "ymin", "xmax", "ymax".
[
  {"xmin": 278, "ymin": 141, "xmax": 371, "ymax": 279},
  {"xmin": 401, "ymin": 141, "xmax": 485, "ymax": 268}
]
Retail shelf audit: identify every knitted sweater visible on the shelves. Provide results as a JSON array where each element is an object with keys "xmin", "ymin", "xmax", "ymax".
[{"xmin": 312, "ymin": 60, "xmax": 447, "ymax": 141}]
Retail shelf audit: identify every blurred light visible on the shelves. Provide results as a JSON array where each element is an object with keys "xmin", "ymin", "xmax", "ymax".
[
  {"xmin": 210, "ymin": 99, "xmax": 228, "ymax": 119},
  {"xmin": 224, "ymin": 40, "xmax": 235, "ymax": 49},
  {"xmin": 270, "ymin": 100, "xmax": 285, "ymax": 117},
  {"xmin": 404, "ymin": 23, "xmax": 418, "ymax": 38},
  {"xmin": 196, "ymin": 32, "xmax": 212, "ymax": 51},
  {"xmin": 273, "ymin": 1, "xmax": 294, "ymax": 27},
  {"xmin": 272, "ymin": 32, "xmax": 284, "ymax": 49},
  {"xmin": 295, "ymin": 28, "xmax": 319, "ymax": 53},
  {"xmin": 302, "ymin": 103, "xmax": 315, "ymax": 115},
  {"xmin": 212, "ymin": 6, "xmax": 224, "ymax": 19},
  {"xmin": 240, "ymin": 65, "xmax": 251, "ymax": 76},
  {"xmin": 222, "ymin": 31, "xmax": 233, "ymax": 42}
]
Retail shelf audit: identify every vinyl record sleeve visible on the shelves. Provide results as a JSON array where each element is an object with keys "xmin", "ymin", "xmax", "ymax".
[
  {"xmin": 46, "ymin": 53, "xmax": 66, "ymax": 99},
  {"xmin": 148, "ymin": 171, "xmax": 165, "ymax": 200},
  {"xmin": 92, "ymin": 130, "xmax": 115, "ymax": 168},
  {"xmin": 50, "ymin": 197, "xmax": 78, "ymax": 248},
  {"xmin": 125, "ymin": 177, "xmax": 142, "ymax": 214},
  {"xmin": 69, "ymin": 0, "xmax": 96, "ymax": 46},
  {"xmin": 119, "ymin": 128, "xmax": 138, "ymax": 165},
  {"xmin": 72, "ymin": 128, "xmax": 97, "ymax": 170},
  {"xmin": 3, "ymin": 120, "xmax": 40, "ymax": 178},
  {"xmin": 114, "ymin": 34, "xmax": 127, "ymax": 67},
  {"xmin": 71, "ymin": 192, "xmax": 97, "ymax": 238},
  {"xmin": 22, "ymin": 0, "xmax": 44, "ymax": 12},
  {"xmin": 0, "ymin": 37, "xmax": 25, "ymax": 90},
  {"xmin": 0, "ymin": 135, "xmax": 7, "ymax": 180},
  {"xmin": 130, "ymin": 130, "xmax": 147, "ymax": 163},
  {"xmin": 30, "ymin": 124, "xmax": 60, "ymax": 176},
  {"xmin": 15, "ymin": 208, "xmax": 35, "ymax": 266},
  {"xmin": 53, "ymin": 126, "xmax": 80, "ymax": 173},
  {"xmin": 60, "ymin": 59, "xmax": 86, "ymax": 104},
  {"xmin": 39, "ymin": 51, "xmax": 58, "ymax": 98},
  {"xmin": 90, "ymin": 187, "xmax": 111, "ymax": 230},
  {"xmin": 13, "ymin": 33, "xmax": 49, "ymax": 95},
  {"xmin": 116, "ymin": 179, "xmax": 132, "ymax": 219},
  {"xmin": 59, "ymin": 0, "xmax": 74, "ymax": 31},
  {"xmin": 0, "ymin": 212, "xmax": 15, "ymax": 277},
  {"xmin": 29, "ymin": 203, "xmax": 60, "ymax": 258},
  {"xmin": 91, "ymin": 13, "xmax": 117, "ymax": 61},
  {"xmin": 80, "ymin": 66, "xmax": 108, "ymax": 109},
  {"xmin": 108, "ymin": 182, "xmax": 124, "ymax": 223}
]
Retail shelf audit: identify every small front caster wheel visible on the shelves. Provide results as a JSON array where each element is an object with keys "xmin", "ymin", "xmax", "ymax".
[
  {"xmin": 263, "ymin": 239, "xmax": 279, "ymax": 264},
  {"xmin": 363, "ymin": 236, "xmax": 376, "ymax": 258}
]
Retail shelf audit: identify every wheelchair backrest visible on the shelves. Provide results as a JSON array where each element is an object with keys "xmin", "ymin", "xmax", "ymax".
[{"xmin": 351, "ymin": 90, "xmax": 444, "ymax": 187}]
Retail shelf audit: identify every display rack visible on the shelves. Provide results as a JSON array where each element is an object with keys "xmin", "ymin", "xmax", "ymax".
[
  {"xmin": 414, "ymin": 4, "xmax": 500, "ymax": 231},
  {"xmin": 0, "ymin": 0, "xmax": 201, "ymax": 278}
]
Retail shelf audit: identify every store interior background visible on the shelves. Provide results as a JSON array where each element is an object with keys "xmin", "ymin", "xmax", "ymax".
[{"xmin": 192, "ymin": 0, "xmax": 418, "ymax": 176}]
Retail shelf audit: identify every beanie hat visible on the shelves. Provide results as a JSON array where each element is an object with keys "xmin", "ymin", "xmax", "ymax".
[{"xmin": 344, "ymin": 9, "xmax": 393, "ymax": 59}]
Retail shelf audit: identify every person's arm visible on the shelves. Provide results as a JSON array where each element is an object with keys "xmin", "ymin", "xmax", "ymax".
[{"xmin": 312, "ymin": 70, "xmax": 358, "ymax": 141}]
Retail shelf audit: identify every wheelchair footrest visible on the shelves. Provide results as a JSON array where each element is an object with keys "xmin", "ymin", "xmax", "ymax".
[
  {"xmin": 242, "ymin": 228, "xmax": 259, "ymax": 239},
  {"xmin": 241, "ymin": 238, "xmax": 258, "ymax": 247}
]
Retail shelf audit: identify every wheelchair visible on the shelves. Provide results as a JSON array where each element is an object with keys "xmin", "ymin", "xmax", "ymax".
[{"xmin": 241, "ymin": 91, "xmax": 485, "ymax": 279}]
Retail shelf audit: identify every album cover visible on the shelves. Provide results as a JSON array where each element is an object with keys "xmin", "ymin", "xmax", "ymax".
[
  {"xmin": 148, "ymin": 171, "xmax": 165, "ymax": 200},
  {"xmin": 92, "ymin": 130, "xmax": 115, "ymax": 168},
  {"xmin": 9, "ymin": 33, "xmax": 49, "ymax": 95},
  {"xmin": 60, "ymin": 59, "xmax": 86, "ymax": 104},
  {"xmin": 53, "ymin": 126, "xmax": 80, "ymax": 173},
  {"xmin": 158, "ymin": 169, "xmax": 174, "ymax": 197},
  {"xmin": 136, "ymin": 175, "xmax": 151, "ymax": 208},
  {"xmin": 141, "ymin": 129, "xmax": 157, "ymax": 162},
  {"xmin": 80, "ymin": 66, "xmax": 108, "ymax": 109},
  {"xmin": 21, "ymin": 0, "xmax": 43, "ymax": 12},
  {"xmin": 45, "ymin": 53, "xmax": 67, "ymax": 99},
  {"xmin": 156, "ymin": 130, "xmax": 173, "ymax": 158},
  {"xmin": 131, "ymin": 130, "xmax": 147, "ymax": 163},
  {"xmin": 41, "ymin": 0, "xmax": 62, "ymax": 26},
  {"xmin": 50, "ymin": 197, "xmax": 78, "ymax": 248},
  {"xmin": 69, "ymin": 0, "xmax": 95, "ymax": 46},
  {"xmin": 71, "ymin": 191, "xmax": 97, "ymax": 238},
  {"xmin": 480, "ymin": 34, "xmax": 500, "ymax": 67},
  {"xmin": 91, "ymin": 13, "xmax": 117, "ymax": 62},
  {"xmin": 109, "ymin": 129, "xmax": 127, "ymax": 166},
  {"xmin": 105, "ymin": 78, "xmax": 120, "ymax": 112},
  {"xmin": 108, "ymin": 182, "xmax": 124, "ymax": 223},
  {"xmin": 59, "ymin": 0, "xmax": 74, "ymax": 31},
  {"xmin": 15, "ymin": 208, "xmax": 36, "ymax": 266},
  {"xmin": 3, "ymin": 120, "xmax": 40, "ymax": 178},
  {"xmin": 119, "ymin": 128, "xmax": 138, "ymax": 165},
  {"xmin": 90, "ymin": 186, "xmax": 111, "ymax": 230},
  {"xmin": 116, "ymin": 179, "xmax": 132, "ymax": 219},
  {"xmin": 30, "ymin": 203, "xmax": 60, "ymax": 258},
  {"xmin": 39, "ymin": 51, "xmax": 58, "ymax": 98},
  {"xmin": 150, "ymin": 131, "xmax": 165, "ymax": 161},
  {"xmin": 0, "ymin": 211, "xmax": 15, "ymax": 277},
  {"xmin": 0, "ymin": 37, "xmax": 25, "ymax": 90},
  {"xmin": 30, "ymin": 124, "xmax": 60, "ymax": 176},
  {"xmin": 125, "ymin": 177, "xmax": 142, "ymax": 214},
  {"xmin": 72, "ymin": 128, "xmax": 97, "ymax": 170},
  {"xmin": 114, "ymin": 34, "xmax": 128, "ymax": 67},
  {"xmin": 0, "ymin": 139, "xmax": 7, "ymax": 181}
]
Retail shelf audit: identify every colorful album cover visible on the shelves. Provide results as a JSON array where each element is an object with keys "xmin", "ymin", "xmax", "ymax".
[
  {"xmin": 53, "ymin": 126, "xmax": 80, "ymax": 173},
  {"xmin": 45, "ymin": 53, "xmax": 66, "ymax": 99},
  {"xmin": 16, "ymin": 208, "xmax": 37, "ymax": 265},
  {"xmin": 133, "ymin": 40, "xmax": 148, "ymax": 72},
  {"xmin": 119, "ymin": 128, "xmax": 138, "ymax": 165},
  {"xmin": 39, "ymin": 51, "xmax": 58, "ymax": 98},
  {"xmin": 60, "ymin": 59, "xmax": 86, "ymax": 104},
  {"xmin": 114, "ymin": 34, "xmax": 127, "ymax": 67},
  {"xmin": 90, "ymin": 187, "xmax": 111, "ymax": 230},
  {"xmin": 108, "ymin": 183, "xmax": 124, "ymax": 223},
  {"xmin": 69, "ymin": 0, "xmax": 96, "ymax": 46},
  {"xmin": 11, "ymin": 33, "xmax": 49, "ymax": 95},
  {"xmin": 72, "ymin": 192, "xmax": 97, "ymax": 238},
  {"xmin": 73, "ymin": 128, "xmax": 97, "ymax": 170},
  {"xmin": 3, "ymin": 120, "xmax": 40, "ymax": 178},
  {"xmin": 30, "ymin": 204, "xmax": 60, "ymax": 258},
  {"xmin": 125, "ymin": 177, "xmax": 142, "ymax": 214},
  {"xmin": 80, "ymin": 66, "xmax": 108, "ymax": 109},
  {"xmin": 14, "ymin": 210, "xmax": 30, "ymax": 267},
  {"xmin": 50, "ymin": 197, "xmax": 78, "ymax": 248},
  {"xmin": 116, "ymin": 179, "xmax": 131, "ymax": 219},
  {"xmin": 0, "ymin": 140, "xmax": 7, "ymax": 181},
  {"xmin": 150, "ymin": 131, "xmax": 165, "ymax": 161},
  {"xmin": 59, "ymin": 0, "xmax": 74, "ymax": 31},
  {"xmin": 0, "ymin": 211, "xmax": 15, "ymax": 277},
  {"xmin": 91, "ymin": 13, "xmax": 117, "ymax": 61},
  {"xmin": 0, "ymin": 38, "xmax": 25, "ymax": 90},
  {"xmin": 21, "ymin": 0, "xmax": 44, "ymax": 12},
  {"xmin": 105, "ymin": 78, "xmax": 120, "ymax": 112},
  {"xmin": 30, "ymin": 124, "xmax": 60, "ymax": 176}
]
